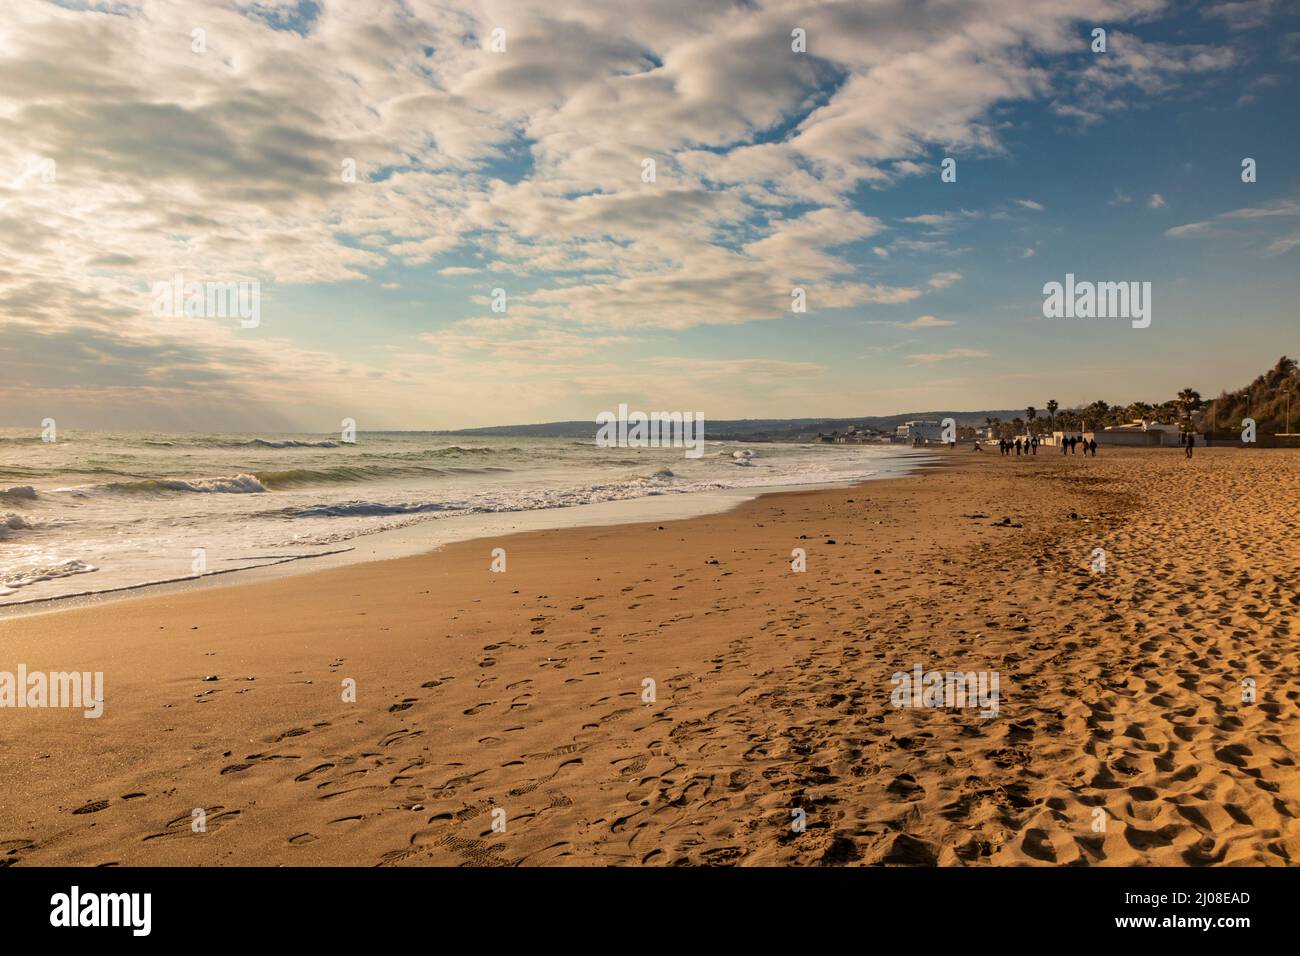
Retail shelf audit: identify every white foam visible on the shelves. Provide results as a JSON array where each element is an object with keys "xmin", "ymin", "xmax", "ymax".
[{"xmin": 0, "ymin": 558, "xmax": 98, "ymax": 596}]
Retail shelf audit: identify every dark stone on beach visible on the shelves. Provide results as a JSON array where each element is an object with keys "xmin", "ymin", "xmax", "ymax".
[
  {"xmin": 825, "ymin": 539, "xmax": 836, "ymax": 544},
  {"xmin": 873, "ymin": 569, "xmax": 882, "ymax": 574},
  {"xmin": 883, "ymin": 833, "xmax": 940, "ymax": 866},
  {"xmin": 706, "ymin": 558, "xmax": 719, "ymax": 565},
  {"xmin": 202, "ymin": 675, "xmax": 219, "ymax": 681}
]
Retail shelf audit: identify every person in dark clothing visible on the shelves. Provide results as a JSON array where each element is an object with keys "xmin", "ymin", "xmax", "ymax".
[
  {"xmin": 1061, "ymin": 437, "xmax": 1068, "ymax": 455},
  {"xmin": 1069, "ymin": 436, "xmax": 1077, "ymax": 455},
  {"xmin": 1015, "ymin": 438, "xmax": 1022, "ymax": 456},
  {"xmin": 1185, "ymin": 433, "xmax": 1195, "ymax": 459},
  {"xmin": 1089, "ymin": 438, "xmax": 1097, "ymax": 457},
  {"xmin": 1031, "ymin": 436, "xmax": 1038, "ymax": 456}
]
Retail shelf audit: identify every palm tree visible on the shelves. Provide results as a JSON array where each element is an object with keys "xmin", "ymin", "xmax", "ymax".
[
  {"xmin": 1026, "ymin": 406, "xmax": 1037, "ymax": 435},
  {"xmin": 1176, "ymin": 388, "xmax": 1202, "ymax": 425},
  {"xmin": 1125, "ymin": 401, "xmax": 1153, "ymax": 423},
  {"xmin": 1046, "ymin": 399, "xmax": 1058, "ymax": 430}
]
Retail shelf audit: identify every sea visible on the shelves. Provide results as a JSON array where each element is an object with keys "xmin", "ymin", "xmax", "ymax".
[{"xmin": 0, "ymin": 430, "xmax": 927, "ymax": 606}]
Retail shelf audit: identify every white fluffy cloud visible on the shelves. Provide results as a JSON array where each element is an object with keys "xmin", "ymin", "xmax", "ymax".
[{"xmin": 0, "ymin": 0, "xmax": 1245, "ymax": 427}]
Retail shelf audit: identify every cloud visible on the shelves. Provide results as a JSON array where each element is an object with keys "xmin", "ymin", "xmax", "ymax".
[
  {"xmin": 1148, "ymin": 193, "xmax": 1166, "ymax": 208},
  {"xmin": 1016, "ymin": 199, "xmax": 1045, "ymax": 211},
  {"xmin": 907, "ymin": 348, "xmax": 990, "ymax": 363},
  {"xmin": 0, "ymin": 0, "xmax": 1266, "ymax": 427},
  {"xmin": 1263, "ymin": 234, "xmax": 1300, "ymax": 255},
  {"xmin": 1165, "ymin": 199, "xmax": 1300, "ymax": 252},
  {"xmin": 901, "ymin": 315, "xmax": 956, "ymax": 328},
  {"xmin": 1203, "ymin": 0, "xmax": 1278, "ymax": 31}
]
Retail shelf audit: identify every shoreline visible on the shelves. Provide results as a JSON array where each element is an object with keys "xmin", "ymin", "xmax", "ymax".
[
  {"xmin": 0, "ymin": 450, "xmax": 937, "ymax": 620},
  {"xmin": 2, "ymin": 446, "xmax": 1295, "ymax": 866}
]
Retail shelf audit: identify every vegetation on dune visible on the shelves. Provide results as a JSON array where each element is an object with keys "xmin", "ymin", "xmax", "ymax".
[{"xmin": 983, "ymin": 356, "xmax": 1298, "ymax": 438}]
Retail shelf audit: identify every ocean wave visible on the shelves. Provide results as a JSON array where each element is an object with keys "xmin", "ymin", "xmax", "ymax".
[
  {"xmin": 253, "ymin": 464, "xmax": 473, "ymax": 488},
  {"xmin": 358, "ymin": 445, "xmax": 517, "ymax": 461},
  {"xmin": 0, "ymin": 558, "xmax": 98, "ymax": 596},
  {"xmin": 130, "ymin": 437, "xmax": 342, "ymax": 449},
  {"xmin": 0, "ymin": 513, "xmax": 35, "ymax": 539},
  {"xmin": 288, "ymin": 500, "xmax": 457, "ymax": 518},
  {"xmin": 255, "ymin": 467, "xmax": 395, "ymax": 489},
  {"xmin": 242, "ymin": 438, "xmax": 341, "ymax": 449},
  {"xmin": 61, "ymin": 474, "xmax": 269, "ymax": 495}
]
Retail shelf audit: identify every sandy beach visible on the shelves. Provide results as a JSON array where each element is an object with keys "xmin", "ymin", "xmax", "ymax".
[{"xmin": 2, "ymin": 446, "xmax": 1296, "ymax": 867}]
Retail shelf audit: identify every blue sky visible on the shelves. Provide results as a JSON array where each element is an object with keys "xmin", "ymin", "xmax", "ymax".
[{"xmin": 1, "ymin": 0, "xmax": 1297, "ymax": 432}]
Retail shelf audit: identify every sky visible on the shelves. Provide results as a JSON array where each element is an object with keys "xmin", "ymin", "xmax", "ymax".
[{"xmin": 1, "ymin": 0, "xmax": 1297, "ymax": 433}]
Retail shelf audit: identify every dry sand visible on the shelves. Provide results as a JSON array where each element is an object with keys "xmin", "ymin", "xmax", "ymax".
[{"xmin": 1, "ymin": 446, "xmax": 1297, "ymax": 866}]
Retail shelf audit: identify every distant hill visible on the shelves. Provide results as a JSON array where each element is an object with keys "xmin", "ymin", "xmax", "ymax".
[
  {"xmin": 438, "ymin": 411, "xmax": 1024, "ymax": 441},
  {"xmin": 1202, "ymin": 356, "xmax": 1298, "ymax": 435}
]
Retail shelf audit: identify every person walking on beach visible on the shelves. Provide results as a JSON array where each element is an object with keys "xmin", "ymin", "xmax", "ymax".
[
  {"xmin": 1015, "ymin": 438, "xmax": 1022, "ymax": 456},
  {"xmin": 1031, "ymin": 436, "xmax": 1038, "ymax": 456},
  {"xmin": 1061, "ymin": 437, "xmax": 1068, "ymax": 455},
  {"xmin": 1089, "ymin": 438, "xmax": 1097, "ymax": 457},
  {"xmin": 1185, "ymin": 433, "xmax": 1195, "ymax": 459}
]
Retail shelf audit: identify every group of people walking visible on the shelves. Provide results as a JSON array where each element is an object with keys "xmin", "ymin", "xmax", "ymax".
[
  {"xmin": 989, "ymin": 435, "xmax": 1097, "ymax": 456},
  {"xmin": 998, "ymin": 437, "xmax": 1038, "ymax": 456},
  {"xmin": 1061, "ymin": 436, "xmax": 1097, "ymax": 457}
]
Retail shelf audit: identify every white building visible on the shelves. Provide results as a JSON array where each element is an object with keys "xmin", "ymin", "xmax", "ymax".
[
  {"xmin": 1095, "ymin": 420, "xmax": 1185, "ymax": 446},
  {"xmin": 895, "ymin": 420, "xmax": 947, "ymax": 443}
]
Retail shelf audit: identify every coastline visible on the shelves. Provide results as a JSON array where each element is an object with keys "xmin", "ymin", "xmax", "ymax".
[
  {"xmin": 1, "ymin": 446, "xmax": 1295, "ymax": 866},
  {"xmin": 0, "ymin": 448, "xmax": 936, "ymax": 619}
]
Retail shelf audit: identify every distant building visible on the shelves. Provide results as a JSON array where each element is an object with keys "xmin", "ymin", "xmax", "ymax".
[
  {"xmin": 1093, "ymin": 420, "xmax": 1184, "ymax": 446},
  {"xmin": 895, "ymin": 420, "xmax": 946, "ymax": 443}
]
